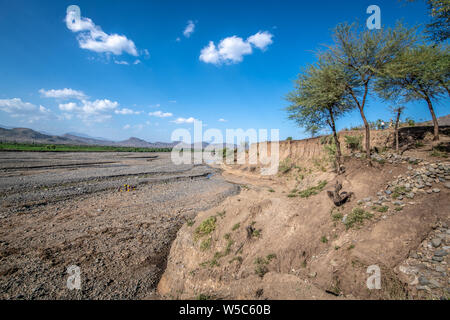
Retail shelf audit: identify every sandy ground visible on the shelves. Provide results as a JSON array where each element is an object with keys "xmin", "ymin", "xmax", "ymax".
[{"xmin": 0, "ymin": 152, "xmax": 239, "ymax": 299}]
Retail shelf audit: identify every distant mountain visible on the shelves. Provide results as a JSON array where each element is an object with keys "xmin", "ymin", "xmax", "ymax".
[
  {"xmin": 420, "ymin": 114, "xmax": 450, "ymax": 127},
  {"xmin": 0, "ymin": 126, "xmax": 180, "ymax": 148},
  {"xmin": 65, "ymin": 132, "xmax": 113, "ymax": 141},
  {"xmin": 0, "ymin": 127, "xmax": 73, "ymax": 144},
  {"xmin": 62, "ymin": 133, "xmax": 113, "ymax": 146}
]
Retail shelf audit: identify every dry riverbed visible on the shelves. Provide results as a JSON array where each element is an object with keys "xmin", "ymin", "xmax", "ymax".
[{"xmin": 0, "ymin": 152, "xmax": 239, "ymax": 299}]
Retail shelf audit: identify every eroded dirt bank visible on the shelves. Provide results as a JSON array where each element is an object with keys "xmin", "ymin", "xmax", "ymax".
[
  {"xmin": 0, "ymin": 152, "xmax": 239, "ymax": 299},
  {"xmin": 158, "ymin": 133, "xmax": 450, "ymax": 300}
]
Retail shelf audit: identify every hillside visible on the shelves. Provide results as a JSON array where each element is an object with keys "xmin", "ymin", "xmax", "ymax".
[
  {"xmin": 158, "ymin": 125, "xmax": 450, "ymax": 300},
  {"xmin": 0, "ymin": 127, "xmax": 176, "ymax": 149}
]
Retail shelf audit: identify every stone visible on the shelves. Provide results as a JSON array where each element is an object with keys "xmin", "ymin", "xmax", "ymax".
[
  {"xmin": 431, "ymin": 238, "xmax": 442, "ymax": 248},
  {"xmin": 428, "ymin": 279, "xmax": 441, "ymax": 289},
  {"xmin": 432, "ymin": 188, "xmax": 441, "ymax": 193},
  {"xmin": 385, "ymin": 190, "xmax": 392, "ymax": 195},
  {"xmin": 444, "ymin": 182, "xmax": 450, "ymax": 189},
  {"xmin": 436, "ymin": 266, "xmax": 446, "ymax": 273},
  {"xmin": 363, "ymin": 197, "xmax": 372, "ymax": 202},
  {"xmin": 434, "ymin": 249, "xmax": 447, "ymax": 257},
  {"xmin": 418, "ymin": 276, "xmax": 429, "ymax": 285},
  {"xmin": 432, "ymin": 256, "xmax": 444, "ymax": 262}
]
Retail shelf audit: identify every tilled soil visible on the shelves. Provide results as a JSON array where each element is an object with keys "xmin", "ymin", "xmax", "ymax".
[{"xmin": 0, "ymin": 152, "xmax": 239, "ymax": 299}]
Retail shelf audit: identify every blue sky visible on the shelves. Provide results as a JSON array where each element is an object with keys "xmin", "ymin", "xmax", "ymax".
[{"xmin": 0, "ymin": 0, "xmax": 448, "ymax": 142}]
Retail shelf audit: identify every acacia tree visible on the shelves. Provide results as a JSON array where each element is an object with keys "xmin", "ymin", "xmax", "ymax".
[
  {"xmin": 286, "ymin": 58, "xmax": 353, "ymax": 174},
  {"xmin": 327, "ymin": 23, "xmax": 416, "ymax": 158},
  {"xmin": 389, "ymin": 105, "xmax": 405, "ymax": 153},
  {"xmin": 408, "ymin": 0, "xmax": 450, "ymax": 42},
  {"xmin": 375, "ymin": 44, "xmax": 450, "ymax": 141}
]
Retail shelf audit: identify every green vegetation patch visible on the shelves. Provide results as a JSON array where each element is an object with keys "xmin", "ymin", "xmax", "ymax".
[
  {"xmin": 254, "ymin": 254, "xmax": 277, "ymax": 278},
  {"xmin": 345, "ymin": 207, "xmax": 374, "ymax": 229},
  {"xmin": 194, "ymin": 216, "xmax": 217, "ymax": 240},
  {"xmin": 344, "ymin": 135, "xmax": 363, "ymax": 152},
  {"xmin": 298, "ymin": 180, "xmax": 328, "ymax": 198}
]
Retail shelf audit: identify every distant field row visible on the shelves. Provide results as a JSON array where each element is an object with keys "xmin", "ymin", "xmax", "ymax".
[{"xmin": 0, "ymin": 142, "xmax": 172, "ymax": 152}]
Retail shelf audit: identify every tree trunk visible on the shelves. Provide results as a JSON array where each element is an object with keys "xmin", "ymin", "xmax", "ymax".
[
  {"xmin": 424, "ymin": 95, "xmax": 439, "ymax": 141},
  {"xmin": 395, "ymin": 109, "xmax": 401, "ymax": 153},
  {"xmin": 358, "ymin": 107, "xmax": 371, "ymax": 158},
  {"xmin": 329, "ymin": 109, "xmax": 342, "ymax": 174}
]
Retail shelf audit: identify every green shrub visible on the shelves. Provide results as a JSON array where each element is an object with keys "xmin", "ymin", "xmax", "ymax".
[
  {"xmin": 194, "ymin": 216, "xmax": 217, "ymax": 240},
  {"xmin": 345, "ymin": 208, "xmax": 373, "ymax": 229},
  {"xmin": 200, "ymin": 238, "xmax": 212, "ymax": 251},
  {"xmin": 298, "ymin": 180, "xmax": 328, "ymax": 198},
  {"xmin": 344, "ymin": 135, "xmax": 363, "ymax": 152},
  {"xmin": 278, "ymin": 158, "xmax": 292, "ymax": 174}
]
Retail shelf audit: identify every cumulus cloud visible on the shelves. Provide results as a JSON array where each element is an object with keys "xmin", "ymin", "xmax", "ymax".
[
  {"xmin": 199, "ymin": 31, "xmax": 274, "ymax": 65},
  {"xmin": 0, "ymin": 98, "xmax": 39, "ymax": 114},
  {"xmin": 247, "ymin": 31, "xmax": 273, "ymax": 50},
  {"xmin": 65, "ymin": 6, "xmax": 138, "ymax": 56},
  {"xmin": 171, "ymin": 117, "xmax": 197, "ymax": 124},
  {"xmin": 183, "ymin": 20, "xmax": 195, "ymax": 38},
  {"xmin": 39, "ymin": 88, "xmax": 87, "ymax": 100},
  {"xmin": 0, "ymin": 98, "xmax": 51, "ymax": 123},
  {"xmin": 149, "ymin": 111, "xmax": 173, "ymax": 118},
  {"xmin": 58, "ymin": 98, "xmax": 119, "ymax": 123},
  {"xmin": 115, "ymin": 108, "xmax": 141, "ymax": 115},
  {"xmin": 218, "ymin": 118, "xmax": 227, "ymax": 122}
]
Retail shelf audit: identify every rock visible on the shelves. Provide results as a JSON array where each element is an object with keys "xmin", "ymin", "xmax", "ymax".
[
  {"xmin": 363, "ymin": 197, "xmax": 372, "ymax": 202},
  {"xmin": 431, "ymin": 238, "xmax": 442, "ymax": 248},
  {"xmin": 308, "ymin": 272, "xmax": 317, "ymax": 278},
  {"xmin": 385, "ymin": 190, "xmax": 392, "ymax": 195},
  {"xmin": 436, "ymin": 266, "xmax": 445, "ymax": 273},
  {"xmin": 428, "ymin": 279, "xmax": 441, "ymax": 289},
  {"xmin": 432, "ymin": 188, "xmax": 441, "ymax": 193},
  {"xmin": 444, "ymin": 182, "xmax": 450, "ymax": 189},
  {"xmin": 418, "ymin": 276, "xmax": 429, "ymax": 285},
  {"xmin": 432, "ymin": 256, "xmax": 444, "ymax": 262},
  {"xmin": 342, "ymin": 215, "xmax": 348, "ymax": 224},
  {"xmin": 416, "ymin": 285, "xmax": 430, "ymax": 291},
  {"xmin": 434, "ymin": 249, "xmax": 447, "ymax": 257}
]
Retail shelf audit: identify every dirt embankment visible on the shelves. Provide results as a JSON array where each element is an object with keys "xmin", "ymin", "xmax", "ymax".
[{"xmin": 158, "ymin": 129, "xmax": 450, "ymax": 300}]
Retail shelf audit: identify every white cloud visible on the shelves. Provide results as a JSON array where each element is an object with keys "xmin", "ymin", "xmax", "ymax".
[
  {"xmin": 0, "ymin": 98, "xmax": 38, "ymax": 113},
  {"xmin": 176, "ymin": 37, "xmax": 181, "ymax": 42},
  {"xmin": 172, "ymin": 117, "xmax": 197, "ymax": 124},
  {"xmin": 39, "ymin": 88, "xmax": 87, "ymax": 100},
  {"xmin": 133, "ymin": 59, "xmax": 141, "ymax": 65},
  {"xmin": 199, "ymin": 41, "xmax": 220, "ymax": 64},
  {"xmin": 0, "ymin": 98, "xmax": 51, "ymax": 123},
  {"xmin": 58, "ymin": 98, "xmax": 119, "ymax": 123},
  {"xmin": 65, "ymin": 7, "xmax": 138, "ymax": 56},
  {"xmin": 169, "ymin": 100, "xmax": 177, "ymax": 103},
  {"xmin": 218, "ymin": 118, "xmax": 227, "ymax": 122},
  {"xmin": 115, "ymin": 108, "xmax": 140, "ymax": 115},
  {"xmin": 123, "ymin": 124, "xmax": 131, "ymax": 130},
  {"xmin": 199, "ymin": 31, "xmax": 273, "ymax": 65},
  {"xmin": 247, "ymin": 31, "xmax": 273, "ymax": 50},
  {"xmin": 183, "ymin": 20, "xmax": 195, "ymax": 38},
  {"xmin": 114, "ymin": 60, "xmax": 129, "ymax": 65},
  {"xmin": 149, "ymin": 111, "xmax": 173, "ymax": 118},
  {"xmin": 59, "ymin": 102, "xmax": 78, "ymax": 112}
]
